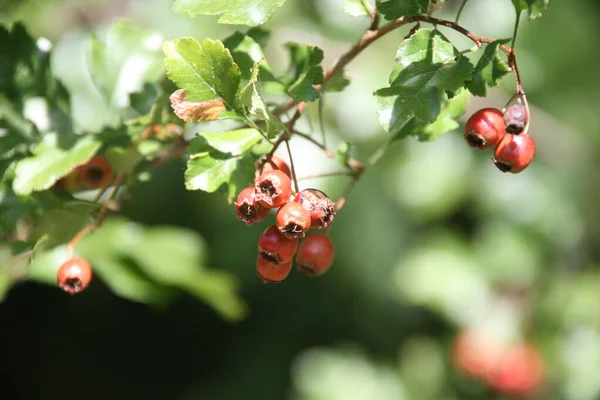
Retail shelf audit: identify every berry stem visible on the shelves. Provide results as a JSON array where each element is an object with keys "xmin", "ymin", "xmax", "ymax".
[
  {"xmin": 94, "ymin": 172, "xmax": 126, "ymax": 229},
  {"xmin": 507, "ymin": 51, "xmax": 531, "ymax": 135},
  {"xmin": 284, "ymin": 139, "xmax": 300, "ymax": 193}
]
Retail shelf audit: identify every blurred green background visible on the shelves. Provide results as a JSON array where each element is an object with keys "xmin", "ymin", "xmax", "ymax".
[{"xmin": 2, "ymin": 0, "xmax": 600, "ymax": 399}]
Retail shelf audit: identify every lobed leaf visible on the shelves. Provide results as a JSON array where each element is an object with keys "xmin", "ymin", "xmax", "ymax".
[
  {"xmin": 284, "ymin": 43, "xmax": 324, "ymax": 102},
  {"xmin": 467, "ymin": 40, "xmax": 511, "ymax": 97}
]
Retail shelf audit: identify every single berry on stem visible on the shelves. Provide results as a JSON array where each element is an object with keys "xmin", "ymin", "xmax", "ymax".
[
  {"xmin": 464, "ymin": 108, "xmax": 506, "ymax": 150},
  {"xmin": 486, "ymin": 344, "xmax": 544, "ymax": 396},
  {"xmin": 493, "ymin": 133, "xmax": 536, "ymax": 173},
  {"xmin": 296, "ymin": 234, "xmax": 335, "ymax": 276},
  {"xmin": 259, "ymin": 155, "xmax": 291, "ymax": 178},
  {"xmin": 503, "ymin": 104, "xmax": 528, "ymax": 134},
  {"xmin": 294, "ymin": 189, "xmax": 336, "ymax": 229},
  {"xmin": 258, "ymin": 224, "xmax": 299, "ymax": 263},
  {"xmin": 77, "ymin": 156, "xmax": 114, "ymax": 189},
  {"xmin": 254, "ymin": 170, "xmax": 292, "ymax": 209},
  {"xmin": 235, "ymin": 186, "xmax": 270, "ymax": 226},
  {"xmin": 57, "ymin": 256, "xmax": 93, "ymax": 295},
  {"xmin": 256, "ymin": 255, "xmax": 293, "ymax": 283},
  {"xmin": 276, "ymin": 202, "xmax": 311, "ymax": 239}
]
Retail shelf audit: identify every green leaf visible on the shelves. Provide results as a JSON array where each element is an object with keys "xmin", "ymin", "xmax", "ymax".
[
  {"xmin": 378, "ymin": 0, "xmax": 441, "ymax": 20},
  {"xmin": 105, "ymin": 146, "xmax": 143, "ymax": 173},
  {"xmin": 512, "ymin": 0, "xmax": 549, "ymax": 20},
  {"xmin": 467, "ymin": 40, "xmax": 511, "ymax": 97},
  {"xmin": 323, "ymin": 70, "xmax": 351, "ymax": 93},
  {"xmin": 172, "ymin": 0, "xmax": 287, "ymax": 26},
  {"xmin": 344, "ymin": 0, "xmax": 373, "ymax": 17},
  {"xmin": 88, "ymin": 21, "xmax": 164, "ymax": 112},
  {"xmin": 240, "ymin": 63, "xmax": 286, "ymax": 138},
  {"xmin": 12, "ymin": 133, "xmax": 102, "ymax": 195},
  {"xmin": 29, "ymin": 200, "xmax": 98, "ymax": 247},
  {"xmin": 197, "ymin": 128, "xmax": 263, "ymax": 155},
  {"xmin": 336, "ymin": 141, "xmax": 354, "ymax": 168},
  {"xmin": 284, "ymin": 43, "xmax": 324, "ymax": 102},
  {"xmin": 164, "ymin": 37, "xmax": 241, "ymax": 117},
  {"xmin": 374, "ymin": 29, "xmax": 473, "ymax": 133},
  {"xmin": 392, "ymin": 88, "xmax": 470, "ymax": 141}
]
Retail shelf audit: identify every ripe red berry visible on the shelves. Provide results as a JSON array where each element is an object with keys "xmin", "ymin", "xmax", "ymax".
[
  {"xmin": 453, "ymin": 329, "xmax": 504, "ymax": 378},
  {"xmin": 77, "ymin": 156, "xmax": 114, "ymax": 189},
  {"xmin": 256, "ymin": 255, "xmax": 293, "ymax": 283},
  {"xmin": 294, "ymin": 189, "xmax": 336, "ymax": 229},
  {"xmin": 254, "ymin": 169, "xmax": 292, "ymax": 209},
  {"xmin": 276, "ymin": 201, "xmax": 311, "ymax": 239},
  {"xmin": 260, "ymin": 155, "xmax": 291, "ymax": 178},
  {"xmin": 464, "ymin": 108, "xmax": 506, "ymax": 150},
  {"xmin": 493, "ymin": 133, "xmax": 536, "ymax": 173},
  {"xmin": 235, "ymin": 186, "xmax": 270, "ymax": 225},
  {"xmin": 57, "ymin": 256, "xmax": 93, "ymax": 295},
  {"xmin": 296, "ymin": 234, "xmax": 335, "ymax": 276},
  {"xmin": 258, "ymin": 224, "xmax": 299, "ymax": 263},
  {"xmin": 503, "ymin": 104, "xmax": 528, "ymax": 134},
  {"xmin": 486, "ymin": 344, "xmax": 544, "ymax": 396}
]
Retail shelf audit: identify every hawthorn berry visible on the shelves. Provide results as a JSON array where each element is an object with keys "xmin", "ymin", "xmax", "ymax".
[
  {"xmin": 296, "ymin": 234, "xmax": 335, "ymax": 276},
  {"xmin": 77, "ymin": 156, "xmax": 114, "ymax": 189},
  {"xmin": 260, "ymin": 155, "xmax": 291, "ymax": 178},
  {"xmin": 294, "ymin": 189, "xmax": 336, "ymax": 229},
  {"xmin": 276, "ymin": 201, "xmax": 311, "ymax": 239},
  {"xmin": 486, "ymin": 344, "xmax": 544, "ymax": 396},
  {"xmin": 453, "ymin": 329, "xmax": 504, "ymax": 378},
  {"xmin": 254, "ymin": 169, "xmax": 292, "ymax": 209},
  {"xmin": 57, "ymin": 256, "xmax": 93, "ymax": 295},
  {"xmin": 503, "ymin": 104, "xmax": 528, "ymax": 134},
  {"xmin": 258, "ymin": 224, "xmax": 299, "ymax": 263},
  {"xmin": 464, "ymin": 108, "xmax": 506, "ymax": 150},
  {"xmin": 256, "ymin": 255, "xmax": 293, "ymax": 283},
  {"xmin": 235, "ymin": 186, "xmax": 270, "ymax": 226},
  {"xmin": 493, "ymin": 133, "xmax": 536, "ymax": 173}
]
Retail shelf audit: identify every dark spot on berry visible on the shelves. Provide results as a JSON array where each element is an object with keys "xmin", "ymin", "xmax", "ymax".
[
  {"xmin": 258, "ymin": 251, "xmax": 279, "ymax": 264},
  {"xmin": 493, "ymin": 159, "xmax": 512, "ymax": 173}
]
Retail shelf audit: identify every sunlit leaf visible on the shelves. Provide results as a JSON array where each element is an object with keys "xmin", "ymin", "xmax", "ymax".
[{"xmin": 172, "ymin": 0, "xmax": 287, "ymax": 26}]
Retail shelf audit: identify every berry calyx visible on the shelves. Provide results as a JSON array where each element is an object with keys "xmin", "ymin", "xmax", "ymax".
[
  {"xmin": 76, "ymin": 156, "xmax": 114, "ymax": 189},
  {"xmin": 258, "ymin": 224, "xmax": 299, "ymax": 263},
  {"xmin": 464, "ymin": 108, "xmax": 506, "ymax": 150},
  {"xmin": 486, "ymin": 344, "xmax": 544, "ymax": 396},
  {"xmin": 276, "ymin": 201, "xmax": 311, "ymax": 239},
  {"xmin": 235, "ymin": 186, "xmax": 270, "ymax": 226},
  {"xmin": 57, "ymin": 256, "xmax": 93, "ymax": 295},
  {"xmin": 260, "ymin": 155, "xmax": 291, "ymax": 178},
  {"xmin": 296, "ymin": 234, "xmax": 335, "ymax": 276},
  {"xmin": 256, "ymin": 255, "xmax": 293, "ymax": 283},
  {"xmin": 254, "ymin": 169, "xmax": 292, "ymax": 209},
  {"xmin": 294, "ymin": 189, "xmax": 336, "ymax": 229},
  {"xmin": 493, "ymin": 133, "xmax": 536, "ymax": 173},
  {"xmin": 503, "ymin": 104, "xmax": 528, "ymax": 134}
]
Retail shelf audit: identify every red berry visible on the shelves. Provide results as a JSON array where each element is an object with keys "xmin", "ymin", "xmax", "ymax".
[
  {"xmin": 256, "ymin": 255, "xmax": 293, "ymax": 283},
  {"xmin": 296, "ymin": 234, "xmax": 335, "ymax": 276},
  {"xmin": 453, "ymin": 329, "xmax": 504, "ymax": 378},
  {"xmin": 464, "ymin": 108, "xmax": 506, "ymax": 150},
  {"xmin": 503, "ymin": 104, "xmax": 528, "ymax": 134},
  {"xmin": 77, "ymin": 156, "xmax": 114, "ymax": 189},
  {"xmin": 486, "ymin": 344, "xmax": 544, "ymax": 396},
  {"xmin": 259, "ymin": 155, "xmax": 291, "ymax": 178},
  {"xmin": 57, "ymin": 256, "xmax": 93, "ymax": 295},
  {"xmin": 254, "ymin": 170, "xmax": 292, "ymax": 209},
  {"xmin": 235, "ymin": 186, "xmax": 270, "ymax": 226},
  {"xmin": 258, "ymin": 224, "xmax": 299, "ymax": 263},
  {"xmin": 294, "ymin": 189, "xmax": 336, "ymax": 229},
  {"xmin": 493, "ymin": 133, "xmax": 536, "ymax": 173},
  {"xmin": 276, "ymin": 201, "xmax": 311, "ymax": 239}
]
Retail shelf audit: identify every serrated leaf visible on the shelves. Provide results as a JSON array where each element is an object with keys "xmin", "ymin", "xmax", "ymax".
[
  {"xmin": 197, "ymin": 128, "xmax": 263, "ymax": 155},
  {"xmin": 164, "ymin": 37, "xmax": 241, "ymax": 117},
  {"xmin": 284, "ymin": 43, "xmax": 324, "ymax": 102},
  {"xmin": 105, "ymin": 146, "xmax": 143, "ymax": 173},
  {"xmin": 12, "ymin": 133, "xmax": 102, "ymax": 195},
  {"xmin": 344, "ymin": 0, "xmax": 373, "ymax": 17},
  {"xmin": 392, "ymin": 88, "xmax": 470, "ymax": 141},
  {"xmin": 223, "ymin": 29, "xmax": 274, "ymax": 81},
  {"xmin": 172, "ymin": 0, "xmax": 287, "ymax": 26},
  {"xmin": 467, "ymin": 40, "xmax": 511, "ymax": 97},
  {"xmin": 87, "ymin": 21, "xmax": 164, "ymax": 111},
  {"xmin": 378, "ymin": 0, "xmax": 442, "ymax": 20},
  {"xmin": 240, "ymin": 63, "xmax": 285, "ymax": 138},
  {"xmin": 512, "ymin": 0, "xmax": 549, "ymax": 20},
  {"xmin": 374, "ymin": 29, "xmax": 473, "ymax": 133}
]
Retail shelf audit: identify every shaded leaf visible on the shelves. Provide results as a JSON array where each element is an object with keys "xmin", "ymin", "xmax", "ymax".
[
  {"xmin": 467, "ymin": 40, "xmax": 511, "ymax": 97},
  {"xmin": 284, "ymin": 43, "xmax": 324, "ymax": 102},
  {"xmin": 105, "ymin": 146, "xmax": 143, "ymax": 173},
  {"xmin": 172, "ymin": 0, "xmax": 287, "ymax": 26},
  {"xmin": 323, "ymin": 70, "xmax": 350, "ymax": 93},
  {"xmin": 378, "ymin": 0, "xmax": 443, "ymax": 20},
  {"xmin": 512, "ymin": 0, "xmax": 549, "ymax": 20}
]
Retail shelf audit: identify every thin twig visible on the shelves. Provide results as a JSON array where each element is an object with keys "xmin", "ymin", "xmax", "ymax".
[{"xmin": 94, "ymin": 173, "xmax": 126, "ymax": 229}]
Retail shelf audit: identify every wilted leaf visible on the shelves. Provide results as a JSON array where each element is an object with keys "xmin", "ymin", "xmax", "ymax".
[{"xmin": 169, "ymin": 89, "xmax": 226, "ymax": 122}]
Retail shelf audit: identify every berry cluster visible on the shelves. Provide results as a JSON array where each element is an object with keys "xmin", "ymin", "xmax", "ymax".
[
  {"xmin": 54, "ymin": 156, "xmax": 114, "ymax": 192},
  {"xmin": 453, "ymin": 329, "xmax": 545, "ymax": 396},
  {"xmin": 464, "ymin": 104, "xmax": 536, "ymax": 173},
  {"xmin": 57, "ymin": 256, "xmax": 93, "ymax": 295},
  {"xmin": 235, "ymin": 156, "xmax": 336, "ymax": 283}
]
